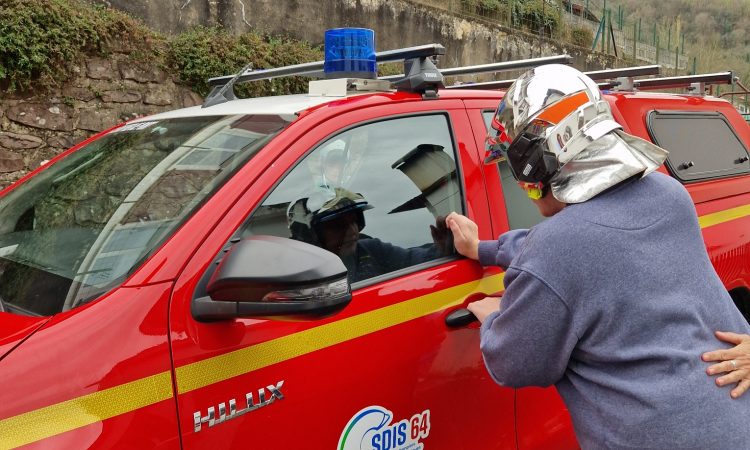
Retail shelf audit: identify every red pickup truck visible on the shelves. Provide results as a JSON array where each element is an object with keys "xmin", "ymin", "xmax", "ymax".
[{"xmin": 0, "ymin": 40, "xmax": 747, "ymax": 449}]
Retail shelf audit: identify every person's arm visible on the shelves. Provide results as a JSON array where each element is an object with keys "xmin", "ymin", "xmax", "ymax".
[
  {"xmin": 477, "ymin": 229, "xmax": 528, "ymax": 269},
  {"xmin": 701, "ymin": 331, "xmax": 750, "ymax": 399},
  {"xmin": 475, "ymin": 267, "xmax": 578, "ymax": 387}
]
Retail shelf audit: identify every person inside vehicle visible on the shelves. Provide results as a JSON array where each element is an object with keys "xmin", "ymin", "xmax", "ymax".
[
  {"xmin": 288, "ymin": 187, "xmax": 451, "ymax": 283},
  {"xmin": 445, "ymin": 64, "xmax": 750, "ymax": 449}
]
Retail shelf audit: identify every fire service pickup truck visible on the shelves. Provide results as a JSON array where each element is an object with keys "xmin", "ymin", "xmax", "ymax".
[{"xmin": 0, "ymin": 31, "xmax": 748, "ymax": 449}]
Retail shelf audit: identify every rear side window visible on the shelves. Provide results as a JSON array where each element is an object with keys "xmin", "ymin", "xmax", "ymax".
[{"xmin": 647, "ymin": 111, "xmax": 750, "ymax": 182}]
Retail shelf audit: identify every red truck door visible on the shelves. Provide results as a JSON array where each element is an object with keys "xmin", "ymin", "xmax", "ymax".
[
  {"xmin": 463, "ymin": 100, "xmax": 579, "ymax": 450},
  {"xmin": 168, "ymin": 99, "xmax": 517, "ymax": 449}
]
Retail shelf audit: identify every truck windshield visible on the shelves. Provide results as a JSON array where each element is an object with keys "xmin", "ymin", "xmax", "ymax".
[{"xmin": 0, "ymin": 114, "xmax": 292, "ymax": 316}]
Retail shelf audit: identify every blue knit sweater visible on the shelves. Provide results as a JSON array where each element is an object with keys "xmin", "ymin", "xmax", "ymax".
[{"xmin": 477, "ymin": 172, "xmax": 750, "ymax": 449}]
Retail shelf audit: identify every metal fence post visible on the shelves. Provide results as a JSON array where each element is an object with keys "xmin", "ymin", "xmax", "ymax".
[
  {"xmin": 606, "ymin": 9, "xmax": 612, "ymax": 54},
  {"xmin": 602, "ymin": 0, "xmax": 607, "ymax": 52},
  {"xmin": 681, "ymin": 32, "xmax": 685, "ymax": 54},
  {"xmin": 638, "ymin": 17, "xmax": 642, "ymax": 42},
  {"xmin": 655, "ymin": 34, "xmax": 660, "ymax": 66},
  {"xmin": 668, "ymin": 22, "xmax": 672, "ymax": 53}
]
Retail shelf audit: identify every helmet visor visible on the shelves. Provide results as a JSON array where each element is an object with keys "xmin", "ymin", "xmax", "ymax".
[
  {"xmin": 484, "ymin": 97, "xmax": 516, "ymax": 164},
  {"xmin": 504, "ymin": 131, "xmax": 551, "ymax": 183}
]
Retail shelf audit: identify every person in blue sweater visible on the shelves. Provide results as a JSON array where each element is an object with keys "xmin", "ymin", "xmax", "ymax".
[{"xmin": 446, "ymin": 64, "xmax": 750, "ymax": 449}]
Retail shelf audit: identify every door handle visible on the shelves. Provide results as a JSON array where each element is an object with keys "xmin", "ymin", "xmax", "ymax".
[
  {"xmin": 445, "ymin": 291, "xmax": 503, "ymax": 328},
  {"xmin": 445, "ymin": 308, "xmax": 477, "ymax": 327}
]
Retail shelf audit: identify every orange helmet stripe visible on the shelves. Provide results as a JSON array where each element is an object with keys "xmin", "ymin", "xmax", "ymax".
[{"xmin": 535, "ymin": 90, "xmax": 590, "ymax": 124}]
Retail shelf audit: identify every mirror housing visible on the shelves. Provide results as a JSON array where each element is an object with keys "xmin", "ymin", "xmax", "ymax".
[{"xmin": 192, "ymin": 236, "xmax": 351, "ymax": 321}]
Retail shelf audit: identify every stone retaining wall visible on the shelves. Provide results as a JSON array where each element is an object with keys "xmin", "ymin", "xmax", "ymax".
[{"xmin": 0, "ymin": 54, "xmax": 202, "ymax": 188}]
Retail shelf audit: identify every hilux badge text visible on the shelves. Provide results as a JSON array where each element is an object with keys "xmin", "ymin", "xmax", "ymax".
[{"xmin": 193, "ymin": 380, "xmax": 285, "ymax": 432}]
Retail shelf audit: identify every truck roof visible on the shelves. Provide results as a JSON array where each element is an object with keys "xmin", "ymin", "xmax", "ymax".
[
  {"xmin": 140, "ymin": 94, "xmax": 339, "ymax": 120},
  {"xmin": 133, "ymin": 88, "xmax": 509, "ymax": 122}
]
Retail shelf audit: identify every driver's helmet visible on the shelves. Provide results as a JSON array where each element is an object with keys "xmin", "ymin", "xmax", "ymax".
[
  {"xmin": 287, "ymin": 187, "xmax": 373, "ymax": 245},
  {"xmin": 485, "ymin": 64, "xmax": 667, "ymax": 203}
]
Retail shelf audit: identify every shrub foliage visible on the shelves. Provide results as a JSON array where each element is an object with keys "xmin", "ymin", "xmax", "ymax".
[
  {"xmin": 167, "ymin": 27, "xmax": 322, "ymax": 97},
  {"xmin": 0, "ymin": 0, "xmax": 322, "ymax": 97},
  {"xmin": 0, "ymin": 0, "xmax": 158, "ymax": 91}
]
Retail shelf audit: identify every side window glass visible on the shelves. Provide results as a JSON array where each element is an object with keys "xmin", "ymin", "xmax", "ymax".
[
  {"xmin": 647, "ymin": 111, "xmax": 750, "ymax": 182},
  {"xmin": 242, "ymin": 114, "xmax": 461, "ymax": 284},
  {"xmin": 482, "ymin": 111, "xmax": 544, "ymax": 229}
]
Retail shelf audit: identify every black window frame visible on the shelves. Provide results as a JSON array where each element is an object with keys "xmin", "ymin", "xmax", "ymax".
[{"xmin": 646, "ymin": 110, "xmax": 750, "ymax": 183}]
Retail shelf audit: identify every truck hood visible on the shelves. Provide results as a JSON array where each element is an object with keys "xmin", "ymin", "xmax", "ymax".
[{"xmin": 0, "ymin": 313, "xmax": 50, "ymax": 362}]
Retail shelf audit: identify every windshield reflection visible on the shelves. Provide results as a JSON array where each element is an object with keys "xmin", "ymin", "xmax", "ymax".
[{"xmin": 0, "ymin": 114, "xmax": 292, "ymax": 316}]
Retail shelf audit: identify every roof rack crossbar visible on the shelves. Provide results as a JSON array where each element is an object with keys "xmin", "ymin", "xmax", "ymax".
[
  {"xmin": 634, "ymin": 71, "xmax": 733, "ymax": 90},
  {"xmin": 597, "ymin": 71, "xmax": 734, "ymax": 91},
  {"xmin": 584, "ymin": 65, "xmax": 661, "ymax": 81},
  {"xmin": 441, "ymin": 54, "xmax": 573, "ymax": 77},
  {"xmin": 379, "ymin": 54, "xmax": 573, "ymax": 82},
  {"xmin": 206, "ymin": 43, "xmax": 446, "ymax": 88},
  {"xmin": 446, "ymin": 64, "xmax": 663, "ymax": 91}
]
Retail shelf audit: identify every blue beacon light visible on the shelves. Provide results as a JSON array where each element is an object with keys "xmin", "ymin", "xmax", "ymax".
[{"xmin": 323, "ymin": 28, "xmax": 377, "ymax": 79}]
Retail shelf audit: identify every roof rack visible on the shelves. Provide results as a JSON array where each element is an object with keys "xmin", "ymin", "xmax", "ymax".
[
  {"xmin": 208, "ymin": 43, "xmax": 445, "ymax": 88},
  {"xmin": 202, "ymin": 39, "xmax": 733, "ymax": 106},
  {"xmin": 203, "ymin": 44, "xmax": 446, "ymax": 107},
  {"xmin": 203, "ymin": 44, "xmax": 574, "ymax": 106},
  {"xmin": 446, "ymin": 64, "xmax": 662, "ymax": 90}
]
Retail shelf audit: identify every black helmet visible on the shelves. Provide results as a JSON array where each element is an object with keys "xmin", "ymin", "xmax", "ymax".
[{"xmin": 287, "ymin": 187, "xmax": 372, "ymax": 245}]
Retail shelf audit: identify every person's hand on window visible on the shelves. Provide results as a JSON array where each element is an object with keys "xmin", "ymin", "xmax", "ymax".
[
  {"xmin": 702, "ymin": 331, "xmax": 750, "ymax": 399},
  {"xmin": 446, "ymin": 212, "xmax": 479, "ymax": 260}
]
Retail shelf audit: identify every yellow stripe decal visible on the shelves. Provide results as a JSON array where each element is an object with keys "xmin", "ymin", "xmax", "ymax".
[
  {"xmin": 698, "ymin": 204, "xmax": 750, "ymax": 229},
  {"xmin": 176, "ymin": 273, "xmax": 505, "ymax": 394},
  {"xmin": 0, "ymin": 371, "xmax": 172, "ymax": 449}
]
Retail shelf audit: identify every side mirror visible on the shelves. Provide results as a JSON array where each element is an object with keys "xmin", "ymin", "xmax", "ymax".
[{"xmin": 192, "ymin": 236, "xmax": 351, "ymax": 321}]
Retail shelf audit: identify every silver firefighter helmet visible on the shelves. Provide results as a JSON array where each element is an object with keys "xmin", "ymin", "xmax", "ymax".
[{"xmin": 486, "ymin": 64, "xmax": 668, "ymax": 203}]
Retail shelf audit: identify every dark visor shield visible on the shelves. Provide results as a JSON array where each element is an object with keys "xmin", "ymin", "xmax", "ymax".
[{"xmin": 505, "ymin": 131, "xmax": 557, "ymax": 185}]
